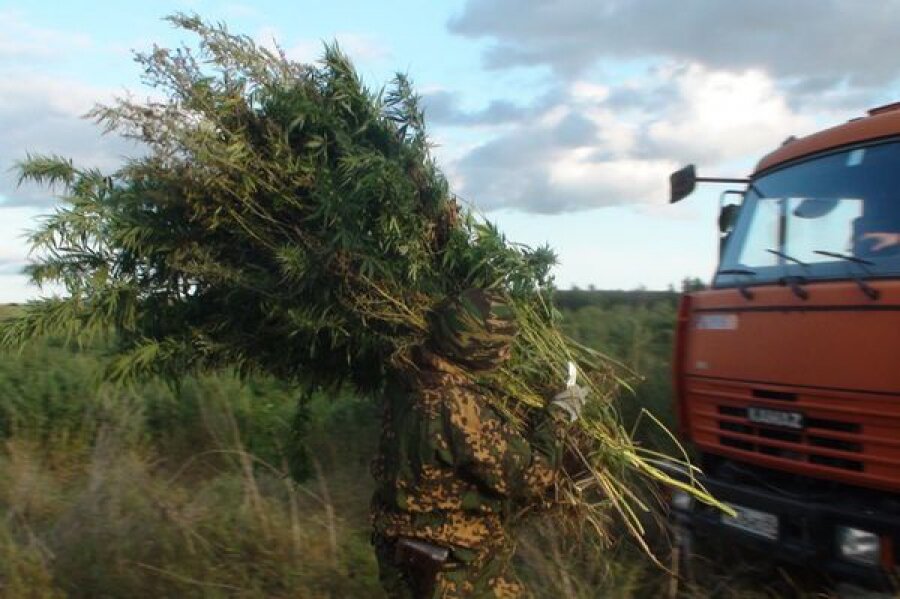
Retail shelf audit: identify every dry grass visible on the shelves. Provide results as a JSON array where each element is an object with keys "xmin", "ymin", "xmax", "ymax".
[
  {"xmin": 0, "ymin": 303, "xmax": 858, "ymax": 598},
  {"xmin": 0, "ymin": 398, "xmax": 383, "ymax": 599},
  {"xmin": 0, "ymin": 407, "xmax": 850, "ymax": 599}
]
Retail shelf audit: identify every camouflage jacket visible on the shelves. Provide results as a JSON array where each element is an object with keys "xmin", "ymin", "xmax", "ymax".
[{"xmin": 371, "ymin": 350, "xmax": 566, "ymax": 551}]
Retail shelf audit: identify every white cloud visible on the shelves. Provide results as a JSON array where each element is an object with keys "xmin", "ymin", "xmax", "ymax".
[
  {"xmin": 569, "ymin": 82, "xmax": 609, "ymax": 103},
  {"xmin": 448, "ymin": 64, "xmax": 822, "ymax": 212},
  {"xmin": 449, "ymin": 0, "xmax": 900, "ymax": 94},
  {"xmin": 222, "ymin": 3, "xmax": 262, "ymax": 19},
  {"xmin": 255, "ymin": 27, "xmax": 390, "ymax": 65},
  {"xmin": 0, "ymin": 276, "xmax": 35, "ymax": 303},
  {"xmin": 0, "ymin": 207, "xmax": 39, "ymax": 288},
  {"xmin": 0, "ymin": 75, "xmax": 138, "ymax": 207},
  {"xmin": 548, "ymin": 157, "xmax": 673, "ymax": 207},
  {"xmin": 0, "ymin": 9, "xmax": 92, "ymax": 61},
  {"xmin": 333, "ymin": 33, "xmax": 390, "ymax": 63},
  {"xmin": 437, "ymin": 1, "xmax": 889, "ymax": 213},
  {"xmin": 641, "ymin": 65, "xmax": 818, "ymax": 164}
]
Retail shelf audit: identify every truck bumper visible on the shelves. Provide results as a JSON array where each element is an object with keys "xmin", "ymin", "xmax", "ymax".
[{"xmin": 669, "ymin": 467, "xmax": 900, "ymax": 589}]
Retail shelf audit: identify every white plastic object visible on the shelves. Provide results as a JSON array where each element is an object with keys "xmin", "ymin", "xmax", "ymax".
[{"xmin": 566, "ymin": 361, "xmax": 577, "ymax": 389}]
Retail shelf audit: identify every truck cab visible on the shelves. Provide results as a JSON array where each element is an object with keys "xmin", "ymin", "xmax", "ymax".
[{"xmin": 669, "ymin": 104, "xmax": 900, "ymax": 588}]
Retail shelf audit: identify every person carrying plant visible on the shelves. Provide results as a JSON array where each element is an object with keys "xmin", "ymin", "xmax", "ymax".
[{"xmin": 371, "ymin": 289, "xmax": 587, "ymax": 598}]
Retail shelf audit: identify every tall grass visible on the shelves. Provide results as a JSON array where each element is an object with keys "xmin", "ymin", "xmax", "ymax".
[
  {"xmin": 0, "ymin": 436, "xmax": 383, "ymax": 598},
  {"xmin": 0, "ymin": 298, "xmax": 834, "ymax": 597},
  {"xmin": 0, "ymin": 325, "xmax": 383, "ymax": 597}
]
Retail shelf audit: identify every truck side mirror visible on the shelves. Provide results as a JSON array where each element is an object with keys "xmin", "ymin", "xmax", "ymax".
[
  {"xmin": 670, "ymin": 165, "xmax": 697, "ymax": 203},
  {"xmin": 718, "ymin": 203, "xmax": 740, "ymax": 233}
]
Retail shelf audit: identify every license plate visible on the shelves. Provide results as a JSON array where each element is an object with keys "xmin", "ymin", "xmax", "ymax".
[
  {"xmin": 722, "ymin": 504, "xmax": 779, "ymax": 540},
  {"xmin": 747, "ymin": 406, "xmax": 804, "ymax": 430}
]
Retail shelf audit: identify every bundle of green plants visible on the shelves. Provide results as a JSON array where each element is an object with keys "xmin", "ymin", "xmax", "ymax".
[{"xmin": 1, "ymin": 14, "xmax": 722, "ymax": 554}]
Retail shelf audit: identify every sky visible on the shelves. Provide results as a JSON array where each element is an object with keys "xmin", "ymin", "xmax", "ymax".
[{"xmin": 2, "ymin": 0, "xmax": 900, "ymax": 302}]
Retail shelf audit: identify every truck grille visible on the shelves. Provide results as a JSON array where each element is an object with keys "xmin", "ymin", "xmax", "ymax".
[
  {"xmin": 715, "ymin": 405, "xmax": 863, "ymax": 471},
  {"xmin": 684, "ymin": 378, "xmax": 900, "ymax": 491}
]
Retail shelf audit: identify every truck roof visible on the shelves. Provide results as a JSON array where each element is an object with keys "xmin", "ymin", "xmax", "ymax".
[{"xmin": 754, "ymin": 103, "xmax": 900, "ymax": 175}]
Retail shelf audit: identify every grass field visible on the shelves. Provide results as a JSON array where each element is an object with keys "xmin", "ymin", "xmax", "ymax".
[{"xmin": 0, "ymin": 296, "xmax": 836, "ymax": 598}]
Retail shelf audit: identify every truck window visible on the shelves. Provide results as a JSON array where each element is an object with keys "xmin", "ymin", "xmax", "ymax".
[{"xmin": 717, "ymin": 140, "xmax": 900, "ymax": 287}]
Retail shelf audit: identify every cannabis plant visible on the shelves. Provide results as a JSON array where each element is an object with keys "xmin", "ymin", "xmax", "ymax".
[{"xmin": 3, "ymin": 14, "xmax": 721, "ymax": 554}]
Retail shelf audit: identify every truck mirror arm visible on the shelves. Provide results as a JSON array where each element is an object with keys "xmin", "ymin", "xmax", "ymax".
[{"xmin": 669, "ymin": 164, "xmax": 750, "ymax": 203}]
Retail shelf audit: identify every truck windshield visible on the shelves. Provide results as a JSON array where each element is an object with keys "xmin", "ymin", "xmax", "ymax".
[{"xmin": 716, "ymin": 140, "xmax": 900, "ymax": 287}]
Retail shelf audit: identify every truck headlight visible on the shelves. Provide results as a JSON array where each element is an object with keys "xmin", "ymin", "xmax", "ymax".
[
  {"xmin": 837, "ymin": 527, "xmax": 880, "ymax": 566},
  {"xmin": 671, "ymin": 490, "xmax": 693, "ymax": 510}
]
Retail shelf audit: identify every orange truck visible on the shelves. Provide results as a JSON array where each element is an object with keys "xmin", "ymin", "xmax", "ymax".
[{"xmin": 668, "ymin": 103, "xmax": 900, "ymax": 587}]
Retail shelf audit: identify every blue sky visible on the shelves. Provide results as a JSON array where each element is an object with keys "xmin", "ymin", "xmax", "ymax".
[{"xmin": 3, "ymin": 0, "xmax": 899, "ymax": 302}]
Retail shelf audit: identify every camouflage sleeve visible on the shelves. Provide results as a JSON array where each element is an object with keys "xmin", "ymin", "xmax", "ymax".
[{"xmin": 443, "ymin": 388, "xmax": 567, "ymax": 502}]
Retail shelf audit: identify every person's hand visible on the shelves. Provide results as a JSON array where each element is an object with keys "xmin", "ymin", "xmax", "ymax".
[
  {"xmin": 551, "ymin": 385, "xmax": 588, "ymax": 422},
  {"xmin": 862, "ymin": 232, "xmax": 900, "ymax": 251}
]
